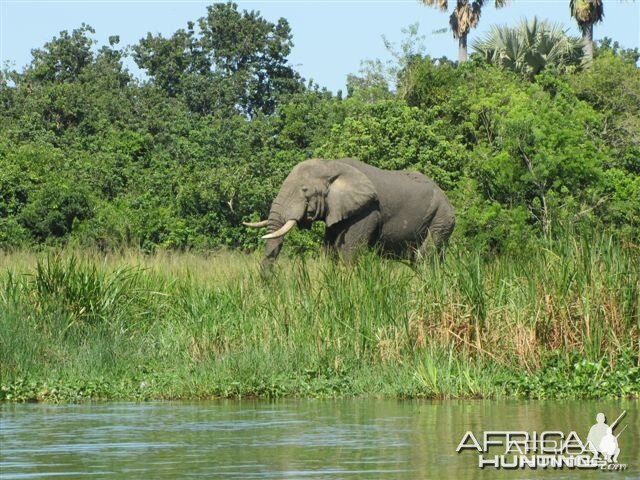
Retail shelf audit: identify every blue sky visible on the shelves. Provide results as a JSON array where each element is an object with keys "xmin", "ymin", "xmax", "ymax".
[{"xmin": 1, "ymin": 0, "xmax": 638, "ymax": 92}]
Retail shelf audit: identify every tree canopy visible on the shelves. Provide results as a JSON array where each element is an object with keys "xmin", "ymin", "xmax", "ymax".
[{"xmin": 132, "ymin": 3, "xmax": 303, "ymax": 116}]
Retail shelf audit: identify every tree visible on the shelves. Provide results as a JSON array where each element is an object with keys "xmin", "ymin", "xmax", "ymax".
[
  {"xmin": 10, "ymin": 26, "xmax": 133, "ymax": 139},
  {"xmin": 29, "ymin": 24, "xmax": 96, "ymax": 83},
  {"xmin": 347, "ymin": 23, "xmax": 428, "ymax": 101},
  {"xmin": 420, "ymin": 0, "xmax": 507, "ymax": 62},
  {"xmin": 569, "ymin": 0, "xmax": 604, "ymax": 61},
  {"xmin": 473, "ymin": 18, "xmax": 583, "ymax": 77},
  {"xmin": 133, "ymin": 2, "xmax": 303, "ymax": 117}
]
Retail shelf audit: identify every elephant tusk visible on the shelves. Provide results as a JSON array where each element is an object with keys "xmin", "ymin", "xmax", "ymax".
[
  {"xmin": 262, "ymin": 220, "xmax": 296, "ymax": 239},
  {"xmin": 243, "ymin": 220, "xmax": 269, "ymax": 228}
]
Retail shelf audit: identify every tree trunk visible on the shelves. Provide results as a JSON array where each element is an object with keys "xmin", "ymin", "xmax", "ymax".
[
  {"xmin": 458, "ymin": 34, "xmax": 468, "ymax": 63},
  {"xmin": 582, "ymin": 22, "xmax": 594, "ymax": 61}
]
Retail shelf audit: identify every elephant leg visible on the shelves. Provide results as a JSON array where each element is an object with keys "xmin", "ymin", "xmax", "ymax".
[
  {"xmin": 435, "ymin": 220, "xmax": 455, "ymax": 262},
  {"xmin": 322, "ymin": 227, "xmax": 339, "ymax": 259},
  {"xmin": 418, "ymin": 222, "xmax": 454, "ymax": 262},
  {"xmin": 326, "ymin": 209, "xmax": 381, "ymax": 262}
]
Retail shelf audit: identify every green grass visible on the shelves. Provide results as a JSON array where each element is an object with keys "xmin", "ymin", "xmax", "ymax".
[{"xmin": 1, "ymin": 233, "xmax": 638, "ymax": 402}]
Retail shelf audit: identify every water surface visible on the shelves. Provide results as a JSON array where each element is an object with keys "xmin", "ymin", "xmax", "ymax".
[{"xmin": 1, "ymin": 399, "xmax": 637, "ymax": 479}]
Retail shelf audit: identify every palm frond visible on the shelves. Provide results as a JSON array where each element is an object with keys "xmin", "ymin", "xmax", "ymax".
[
  {"xmin": 472, "ymin": 17, "xmax": 583, "ymax": 76},
  {"xmin": 421, "ymin": 0, "xmax": 449, "ymax": 11},
  {"xmin": 569, "ymin": 0, "xmax": 604, "ymax": 30}
]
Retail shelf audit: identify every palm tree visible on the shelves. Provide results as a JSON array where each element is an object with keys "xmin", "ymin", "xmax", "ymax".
[
  {"xmin": 420, "ymin": 0, "xmax": 508, "ymax": 62},
  {"xmin": 473, "ymin": 18, "xmax": 583, "ymax": 77},
  {"xmin": 569, "ymin": 0, "xmax": 604, "ymax": 61}
]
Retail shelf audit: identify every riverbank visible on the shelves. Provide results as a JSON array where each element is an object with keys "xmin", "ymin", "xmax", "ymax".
[{"xmin": 1, "ymin": 235, "xmax": 638, "ymax": 402}]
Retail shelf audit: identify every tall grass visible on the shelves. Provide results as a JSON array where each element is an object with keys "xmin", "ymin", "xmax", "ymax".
[{"xmin": 1, "ymin": 232, "xmax": 638, "ymax": 401}]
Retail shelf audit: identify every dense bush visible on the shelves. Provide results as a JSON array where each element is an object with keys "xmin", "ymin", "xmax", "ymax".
[{"xmin": 1, "ymin": 3, "xmax": 638, "ymax": 254}]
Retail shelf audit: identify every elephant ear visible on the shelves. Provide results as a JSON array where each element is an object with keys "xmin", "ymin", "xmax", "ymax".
[{"xmin": 326, "ymin": 162, "xmax": 377, "ymax": 227}]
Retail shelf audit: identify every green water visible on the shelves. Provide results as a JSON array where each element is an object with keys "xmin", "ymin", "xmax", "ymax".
[{"xmin": 1, "ymin": 399, "xmax": 637, "ymax": 479}]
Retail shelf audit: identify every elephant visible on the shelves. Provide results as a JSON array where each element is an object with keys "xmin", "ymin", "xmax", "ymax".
[{"xmin": 244, "ymin": 158, "xmax": 455, "ymax": 268}]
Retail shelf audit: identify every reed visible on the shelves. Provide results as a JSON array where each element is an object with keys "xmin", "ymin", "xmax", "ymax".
[{"xmin": 1, "ymin": 232, "xmax": 638, "ymax": 401}]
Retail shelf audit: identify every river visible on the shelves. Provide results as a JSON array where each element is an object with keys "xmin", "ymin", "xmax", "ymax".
[{"xmin": 1, "ymin": 399, "xmax": 637, "ymax": 479}]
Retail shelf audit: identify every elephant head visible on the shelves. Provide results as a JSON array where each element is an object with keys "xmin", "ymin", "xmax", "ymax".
[{"xmin": 244, "ymin": 159, "xmax": 377, "ymax": 266}]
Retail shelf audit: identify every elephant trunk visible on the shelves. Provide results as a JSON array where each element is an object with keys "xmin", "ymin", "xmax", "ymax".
[
  {"xmin": 265, "ymin": 182, "xmax": 306, "ymax": 236},
  {"xmin": 260, "ymin": 215, "xmax": 289, "ymax": 272},
  {"xmin": 259, "ymin": 173, "xmax": 309, "ymax": 271}
]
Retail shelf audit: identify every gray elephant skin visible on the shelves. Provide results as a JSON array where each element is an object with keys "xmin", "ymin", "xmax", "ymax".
[{"xmin": 244, "ymin": 158, "xmax": 455, "ymax": 267}]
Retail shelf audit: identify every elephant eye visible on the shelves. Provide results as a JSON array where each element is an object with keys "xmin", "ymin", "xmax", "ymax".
[{"xmin": 301, "ymin": 186, "xmax": 309, "ymax": 193}]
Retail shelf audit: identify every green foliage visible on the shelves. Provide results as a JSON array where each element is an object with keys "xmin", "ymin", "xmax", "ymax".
[
  {"xmin": 399, "ymin": 56, "xmax": 460, "ymax": 110},
  {"xmin": 509, "ymin": 350, "xmax": 640, "ymax": 399},
  {"xmin": 570, "ymin": 45, "xmax": 640, "ymax": 173},
  {"xmin": 317, "ymin": 99, "xmax": 466, "ymax": 190},
  {"xmin": 470, "ymin": 75, "xmax": 604, "ymax": 234},
  {"xmin": 18, "ymin": 182, "xmax": 93, "ymax": 241},
  {"xmin": 29, "ymin": 24, "xmax": 97, "ymax": 83}
]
